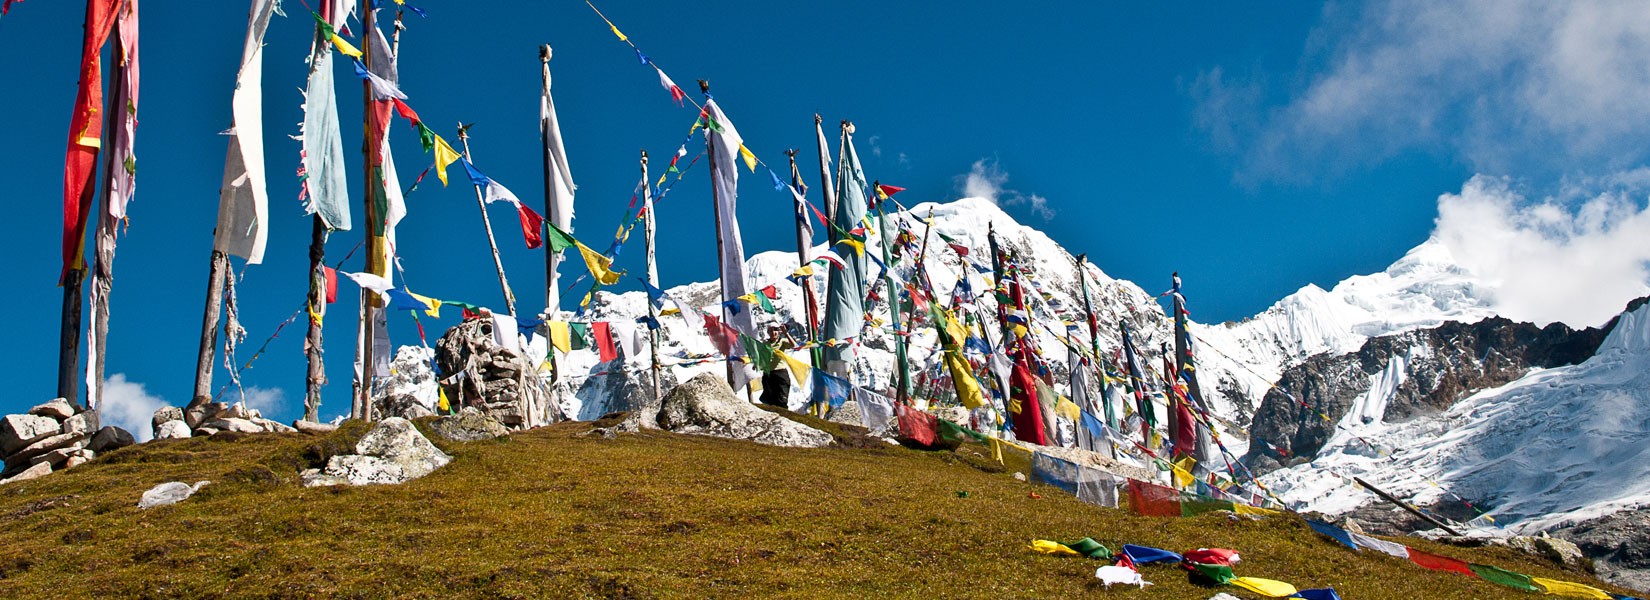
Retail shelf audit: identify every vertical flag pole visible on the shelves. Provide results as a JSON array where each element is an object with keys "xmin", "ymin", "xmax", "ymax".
[
  {"xmin": 873, "ymin": 180, "xmax": 908, "ymax": 404},
  {"xmin": 302, "ymin": 6, "xmax": 334, "ymax": 424},
  {"xmin": 1075, "ymin": 254, "xmax": 1118, "ymax": 458},
  {"xmin": 641, "ymin": 150, "xmax": 662, "ymax": 404},
  {"xmin": 785, "ymin": 150, "xmax": 822, "ymax": 369},
  {"xmin": 539, "ymin": 45, "xmax": 562, "ymax": 313},
  {"xmin": 354, "ymin": 2, "xmax": 380, "ymax": 421},
  {"xmin": 456, "ymin": 127, "xmax": 518, "ymax": 317}
]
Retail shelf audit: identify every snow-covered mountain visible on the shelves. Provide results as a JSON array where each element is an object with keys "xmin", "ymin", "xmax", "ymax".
[
  {"xmin": 1259, "ymin": 298, "xmax": 1650, "ymax": 533},
  {"xmin": 1190, "ymin": 238, "xmax": 1500, "ymax": 421}
]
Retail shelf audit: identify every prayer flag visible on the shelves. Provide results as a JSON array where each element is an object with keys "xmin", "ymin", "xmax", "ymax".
[
  {"xmin": 609, "ymin": 23, "xmax": 626, "ymax": 41},
  {"xmin": 1229, "ymin": 577, "xmax": 1298, "ymax": 598},
  {"xmin": 1405, "ymin": 548, "xmax": 1476, "ymax": 576},
  {"xmin": 1029, "ymin": 538, "xmax": 1112, "ymax": 560},
  {"xmin": 657, "ymin": 69, "xmax": 685, "ymax": 106},
  {"xmin": 342, "ymin": 271, "xmax": 394, "ymax": 303},
  {"xmin": 1531, "ymin": 578, "xmax": 1612, "ymax": 599},
  {"xmin": 541, "ymin": 57, "xmax": 576, "ymax": 307},
  {"xmin": 548, "ymin": 321, "xmax": 571, "ymax": 353},
  {"xmin": 211, "ymin": 0, "xmax": 279, "ymax": 266},
  {"xmin": 301, "ymin": 18, "xmax": 352, "ymax": 232},
  {"xmin": 1468, "ymin": 564, "xmax": 1539, "ymax": 592},
  {"xmin": 331, "ymin": 35, "xmax": 362, "ymax": 58},
  {"xmin": 778, "ymin": 350, "xmax": 811, "ymax": 384},
  {"xmin": 323, "ymin": 266, "xmax": 338, "ymax": 303},
  {"xmin": 1120, "ymin": 545, "xmax": 1182, "ymax": 565},
  {"xmin": 738, "ymin": 144, "xmax": 757, "ymax": 172},
  {"xmin": 431, "ymin": 132, "xmax": 461, "ymax": 185},
  {"xmin": 594, "ymin": 321, "xmax": 617, "ymax": 362},
  {"xmin": 704, "ymin": 99, "xmax": 756, "ymax": 341},
  {"xmin": 895, "ymin": 402, "xmax": 937, "ymax": 446},
  {"xmin": 392, "ymin": 98, "xmax": 420, "ymax": 123}
]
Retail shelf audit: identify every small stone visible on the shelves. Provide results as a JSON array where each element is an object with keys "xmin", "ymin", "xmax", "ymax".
[
  {"xmin": 28, "ymin": 399, "xmax": 77, "ymax": 421},
  {"xmin": 250, "ymin": 418, "xmax": 296, "ymax": 433},
  {"xmin": 184, "ymin": 402, "xmax": 227, "ymax": 429},
  {"xmin": 1013, "ymin": 472, "xmax": 1028, "ymax": 482},
  {"xmin": 193, "ymin": 427, "xmax": 220, "ymax": 437},
  {"xmin": 151, "ymin": 406, "xmax": 184, "ymax": 433},
  {"xmin": 1207, "ymin": 594, "xmax": 1245, "ymax": 600},
  {"xmin": 138, "ymin": 481, "xmax": 210, "ymax": 509},
  {"xmin": 299, "ymin": 468, "xmax": 348, "ymax": 487},
  {"xmin": 62, "ymin": 411, "xmax": 100, "ymax": 436},
  {"xmin": 576, "ymin": 427, "xmax": 617, "ymax": 439},
  {"xmin": 87, "ymin": 427, "xmax": 135, "ymax": 453},
  {"xmin": 291, "ymin": 420, "xmax": 338, "ymax": 435},
  {"xmin": 154, "ymin": 420, "xmax": 191, "ymax": 440},
  {"xmin": 62, "ymin": 455, "xmax": 90, "ymax": 469},
  {"xmin": 1, "ymin": 414, "xmax": 63, "ymax": 455},
  {"xmin": 0, "ymin": 462, "xmax": 53, "ymax": 484}
]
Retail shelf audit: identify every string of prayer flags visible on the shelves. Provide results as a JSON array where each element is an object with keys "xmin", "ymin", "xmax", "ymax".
[
  {"xmin": 461, "ymin": 159, "xmax": 544, "ymax": 249},
  {"xmin": 386, "ymin": 287, "xmax": 440, "ymax": 317},
  {"xmin": 351, "ymin": 59, "xmax": 406, "ymax": 100},
  {"xmin": 546, "ymin": 224, "xmax": 621, "ymax": 285},
  {"xmin": 311, "ymin": 12, "xmax": 363, "ymax": 58},
  {"xmin": 1028, "ymin": 538, "xmax": 1113, "ymax": 560},
  {"xmin": 415, "ymin": 122, "xmax": 462, "ymax": 185}
]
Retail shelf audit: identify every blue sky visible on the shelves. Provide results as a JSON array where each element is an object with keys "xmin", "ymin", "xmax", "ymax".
[{"xmin": 4, "ymin": 1, "xmax": 1649, "ymax": 429}]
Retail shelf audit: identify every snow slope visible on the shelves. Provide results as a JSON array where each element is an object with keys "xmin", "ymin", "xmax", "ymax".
[{"xmin": 1259, "ymin": 301, "xmax": 1650, "ymax": 532}]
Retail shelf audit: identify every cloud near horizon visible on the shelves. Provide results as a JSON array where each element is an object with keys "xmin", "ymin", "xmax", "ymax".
[
  {"xmin": 101, "ymin": 374, "xmax": 168, "ymax": 442},
  {"xmin": 1195, "ymin": 0, "xmax": 1650, "ymax": 182},
  {"xmin": 1434, "ymin": 176, "xmax": 1650, "ymax": 327}
]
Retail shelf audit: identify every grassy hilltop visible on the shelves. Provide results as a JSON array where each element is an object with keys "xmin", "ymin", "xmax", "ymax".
[{"xmin": 0, "ymin": 415, "xmax": 1626, "ymax": 599}]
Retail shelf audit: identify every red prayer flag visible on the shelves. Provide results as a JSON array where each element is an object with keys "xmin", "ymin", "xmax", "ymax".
[
  {"xmin": 875, "ymin": 183, "xmax": 905, "ymax": 197},
  {"xmin": 1126, "ymin": 479, "xmax": 1183, "ymax": 517},
  {"xmin": 895, "ymin": 403, "xmax": 938, "ymax": 447},
  {"xmin": 391, "ymin": 97, "xmax": 420, "ymax": 124},
  {"xmin": 1407, "ymin": 548, "xmax": 1477, "ymax": 577},
  {"xmin": 515, "ymin": 202, "xmax": 544, "ymax": 249},
  {"xmin": 594, "ymin": 321, "xmax": 618, "ymax": 362},
  {"xmin": 761, "ymin": 285, "xmax": 779, "ymax": 300},
  {"xmin": 323, "ymin": 266, "xmax": 338, "ymax": 303},
  {"xmin": 61, "ymin": 0, "xmax": 122, "ymax": 283},
  {"xmin": 704, "ymin": 314, "xmax": 733, "ymax": 355},
  {"xmin": 669, "ymin": 85, "xmax": 685, "ymax": 106}
]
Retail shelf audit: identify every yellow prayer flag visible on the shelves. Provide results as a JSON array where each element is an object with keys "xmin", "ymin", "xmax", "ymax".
[
  {"xmin": 737, "ymin": 293, "xmax": 758, "ymax": 304},
  {"xmin": 411, "ymin": 292, "xmax": 441, "ymax": 317},
  {"xmin": 838, "ymin": 237, "xmax": 865, "ymax": 256},
  {"xmin": 1229, "ymin": 577, "xmax": 1298, "ymax": 598},
  {"xmin": 792, "ymin": 264, "xmax": 814, "ymax": 277},
  {"xmin": 437, "ymin": 387, "xmax": 451, "ymax": 412},
  {"xmin": 1233, "ymin": 503, "xmax": 1281, "ymax": 517},
  {"xmin": 432, "ymin": 134, "xmax": 462, "ymax": 186},
  {"xmin": 738, "ymin": 144, "xmax": 757, "ymax": 172},
  {"xmin": 1028, "ymin": 540, "xmax": 1080, "ymax": 557},
  {"xmin": 779, "ymin": 350, "xmax": 811, "ymax": 385},
  {"xmin": 610, "ymin": 24, "xmax": 627, "ymax": 42},
  {"xmin": 331, "ymin": 35, "xmax": 363, "ymax": 58},
  {"xmin": 1171, "ymin": 457, "xmax": 1197, "ymax": 488},
  {"xmin": 548, "ymin": 321, "xmax": 572, "ymax": 353},
  {"xmin": 576, "ymin": 241, "xmax": 621, "ymax": 285},
  {"xmin": 944, "ymin": 350, "xmax": 986, "ymax": 409},
  {"xmin": 1532, "ymin": 579, "xmax": 1612, "ymax": 599},
  {"xmin": 1054, "ymin": 396, "xmax": 1081, "ymax": 422}
]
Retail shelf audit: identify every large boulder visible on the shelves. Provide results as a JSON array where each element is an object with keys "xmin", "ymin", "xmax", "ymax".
[
  {"xmin": 151, "ymin": 406, "xmax": 184, "ymax": 434},
  {"xmin": 0, "ymin": 462, "xmax": 53, "ymax": 485},
  {"xmin": 302, "ymin": 417, "xmax": 452, "ymax": 487},
  {"xmin": 7, "ymin": 432, "xmax": 87, "ymax": 465},
  {"xmin": 1556, "ymin": 508, "xmax": 1650, "ymax": 591},
  {"xmin": 28, "ymin": 398, "xmax": 77, "ymax": 421},
  {"xmin": 203, "ymin": 418, "xmax": 264, "ymax": 434},
  {"xmin": 656, "ymin": 373, "xmax": 833, "ymax": 448},
  {"xmin": 434, "ymin": 319, "xmax": 559, "ymax": 428},
  {"xmin": 429, "ymin": 408, "xmax": 508, "ymax": 442},
  {"xmin": 154, "ymin": 420, "xmax": 191, "ymax": 440},
  {"xmin": 88, "ymin": 426, "xmax": 135, "ymax": 453},
  {"xmin": 1, "ymin": 414, "xmax": 62, "ymax": 455},
  {"xmin": 375, "ymin": 346, "xmax": 440, "ymax": 420},
  {"xmin": 62, "ymin": 411, "xmax": 99, "ymax": 436},
  {"xmin": 575, "ymin": 357, "xmax": 679, "ymax": 423}
]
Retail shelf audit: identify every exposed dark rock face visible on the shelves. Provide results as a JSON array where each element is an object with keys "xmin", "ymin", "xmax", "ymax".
[
  {"xmin": 434, "ymin": 318, "xmax": 559, "ymax": 428},
  {"xmin": 1554, "ymin": 508, "xmax": 1650, "ymax": 593},
  {"xmin": 1245, "ymin": 316, "xmax": 1609, "ymax": 473}
]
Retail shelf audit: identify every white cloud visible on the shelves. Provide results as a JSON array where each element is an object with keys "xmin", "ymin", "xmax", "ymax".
[
  {"xmin": 236, "ymin": 385, "xmax": 286, "ymax": 416},
  {"xmin": 956, "ymin": 159, "xmax": 1055, "ymax": 220},
  {"xmin": 100, "ymin": 374, "xmax": 168, "ymax": 442},
  {"xmin": 868, "ymin": 135, "xmax": 883, "ymax": 158},
  {"xmin": 1434, "ymin": 175, "xmax": 1650, "ymax": 327},
  {"xmin": 1197, "ymin": 0, "xmax": 1650, "ymax": 180}
]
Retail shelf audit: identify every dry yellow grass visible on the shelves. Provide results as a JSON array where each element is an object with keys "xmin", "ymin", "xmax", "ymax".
[{"xmin": 0, "ymin": 417, "xmax": 1631, "ymax": 599}]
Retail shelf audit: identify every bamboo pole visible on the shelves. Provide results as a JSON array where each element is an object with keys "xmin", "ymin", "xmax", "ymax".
[
  {"xmin": 641, "ymin": 150, "xmax": 662, "ymax": 405},
  {"xmin": 353, "ymin": 4, "xmax": 380, "ymax": 421},
  {"xmin": 1074, "ymin": 253, "xmax": 1118, "ymax": 458},
  {"xmin": 456, "ymin": 127, "xmax": 518, "ymax": 316},
  {"xmin": 303, "ymin": 216, "xmax": 326, "ymax": 422},
  {"xmin": 873, "ymin": 182, "xmax": 907, "ymax": 403},
  {"xmin": 1354, "ymin": 476, "xmax": 1464, "ymax": 536},
  {"xmin": 785, "ymin": 150, "xmax": 822, "ymax": 370}
]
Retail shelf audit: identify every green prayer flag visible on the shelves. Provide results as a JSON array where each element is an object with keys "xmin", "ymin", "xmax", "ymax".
[
  {"xmin": 937, "ymin": 419, "xmax": 989, "ymax": 444},
  {"xmin": 310, "ymin": 12, "xmax": 336, "ymax": 40},
  {"xmin": 756, "ymin": 294, "xmax": 776, "ymax": 314},
  {"xmin": 1188, "ymin": 562, "xmax": 1235, "ymax": 584},
  {"xmin": 1468, "ymin": 564, "xmax": 1540, "ymax": 592},
  {"xmin": 1180, "ymin": 496, "xmax": 1235, "ymax": 517},
  {"xmin": 740, "ymin": 334, "xmax": 777, "ymax": 372},
  {"xmin": 417, "ymin": 122, "xmax": 437, "ymax": 154},
  {"xmin": 544, "ymin": 224, "xmax": 578, "ymax": 253},
  {"xmin": 1063, "ymin": 537, "xmax": 1112, "ymax": 559},
  {"xmin": 569, "ymin": 323, "xmax": 590, "ymax": 351}
]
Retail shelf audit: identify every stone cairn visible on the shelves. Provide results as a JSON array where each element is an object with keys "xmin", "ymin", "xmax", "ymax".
[
  {"xmin": 434, "ymin": 317, "xmax": 561, "ymax": 429},
  {"xmin": 0, "ymin": 398, "xmax": 136, "ymax": 484},
  {"xmin": 151, "ymin": 400, "xmax": 299, "ymax": 440}
]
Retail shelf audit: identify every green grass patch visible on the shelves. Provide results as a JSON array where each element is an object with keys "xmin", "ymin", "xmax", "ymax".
[{"xmin": 0, "ymin": 423, "xmax": 1631, "ymax": 598}]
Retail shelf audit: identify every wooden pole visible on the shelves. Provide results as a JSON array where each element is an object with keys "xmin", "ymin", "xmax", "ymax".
[
  {"xmin": 641, "ymin": 150, "xmax": 662, "ymax": 405},
  {"xmin": 456, "ymin": 127, "xmax": 518, "ymax": 316},
  {"xmin": 1354, "ymin": 476, "xmax": 1464, "ymax": 536},
  {"xmin": 1074, "ymin": 253, "xmax": 1117, "ymax": 458},
  {"xmin": 355, "ymin": 4, "xmax": 383, "ymax": 421},
  {"xmin": 85, "ymin": 17, "xmax": 127, "ymax": 413},
  {"xmin": 303, "ymin": 216, "xmax": 326, "ymax": 422},
  {"xmin": 813, "ymin": 114, "xmax": 838, "ymax": 237},
  {"xmin": 191, "ymin": 250, "xmax": 227, "ymax": 408},
  {"xmin": 785, "ymin": 150, "xmax": 822, "ymax": 369}
]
